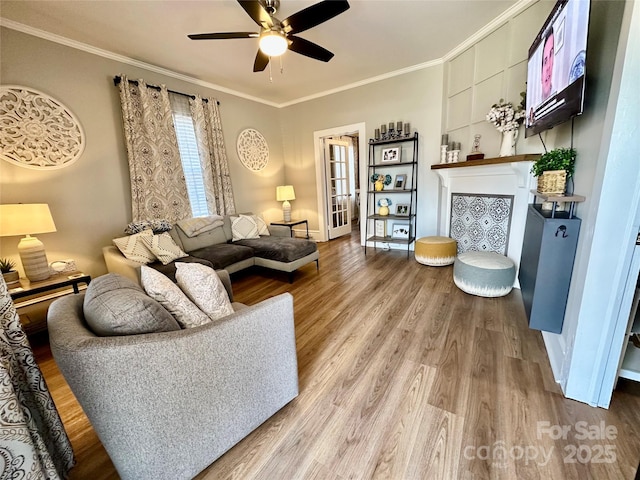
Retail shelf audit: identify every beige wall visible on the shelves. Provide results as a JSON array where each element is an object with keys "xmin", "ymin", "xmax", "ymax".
[
  {"xmin": 0, "ymin": 27, "xmax": 285, "ymax": 279},
  {"xmin": 280, "ymin": 67, "xmax": 445, "ymax": 238}
]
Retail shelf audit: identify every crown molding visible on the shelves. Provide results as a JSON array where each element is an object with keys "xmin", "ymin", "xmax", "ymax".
[
  {"xmin": 0, "ymin": 18, "xmax": 280, "ymax": 108},
  {"xmin": 1, "ymin": 0, "xmax": 535, "ymax": 109}
]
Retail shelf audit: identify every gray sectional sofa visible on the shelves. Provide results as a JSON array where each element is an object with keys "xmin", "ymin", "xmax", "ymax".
[{"xmin": 104, "ymin": 214, "xmax": 319, "ymax": 284}]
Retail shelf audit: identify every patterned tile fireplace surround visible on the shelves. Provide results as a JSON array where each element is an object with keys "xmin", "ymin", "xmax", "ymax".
[{"xmin": 432, "ymin": 156, "xmax": 538, "ymax": 288}]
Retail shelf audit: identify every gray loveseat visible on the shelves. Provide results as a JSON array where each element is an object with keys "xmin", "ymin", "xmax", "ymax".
[
  {"xmin": 104, "ymin": 214, "xmax": 319, "ymax": 284},
  {"xmin": 47, "ymin": 271, "xmax": 299, "ymax": 480}
]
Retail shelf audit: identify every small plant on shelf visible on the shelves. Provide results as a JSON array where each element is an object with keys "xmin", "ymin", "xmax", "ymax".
[
  {"xmin": 0, "ymin": 258, "xmax": 19, "ymax": 285},
  {"xmin": 0, "ymin": 258, "xmax": 16, "ymax": 274},
  {"xmin": 530, "ymin": 148, "xmax": 576, "ymax": 178},
  {"xmin": 370, "ymin": 173, "xmax": 392, "ymax": 191},
  {"xmin": 531, "ymin": 147, "xmax": 577, "ymax": 195}
]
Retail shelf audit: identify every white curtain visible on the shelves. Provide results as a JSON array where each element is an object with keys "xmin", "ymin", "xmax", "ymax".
[
  {"xmin": 0, "ymin": 278, "xmax": 75, "ymax": 479},
  {"xmin": 189, "ymin": 95, "xmax": 236, "ymax": 215},
  {"xmin": 117, "ymin": 75, "xmax": 192, "ymax": 222}
]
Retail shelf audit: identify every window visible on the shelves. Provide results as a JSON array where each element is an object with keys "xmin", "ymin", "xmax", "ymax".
[{"xmin": 169, "ymin": 93, "xmax": 209, "ymax": 217}]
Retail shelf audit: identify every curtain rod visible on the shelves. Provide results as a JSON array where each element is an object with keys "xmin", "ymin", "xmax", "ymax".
[{"xmin": 113, "ymin": 76, "xmax": 220, "ymax": 105}]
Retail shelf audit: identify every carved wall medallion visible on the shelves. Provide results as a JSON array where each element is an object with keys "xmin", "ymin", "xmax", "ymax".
[
  {"xmin": 0, "ymin": 85, "xmax": 86, "ymax": 170},
  {"xmin": 236, "ymin": 128, "xmax": 269, "ymax": 172}
]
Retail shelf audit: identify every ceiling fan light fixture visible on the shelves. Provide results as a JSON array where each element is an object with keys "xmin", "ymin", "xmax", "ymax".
[{"xmin": 259, "ymin": 31, "xmax": 288, "ymax": 57}]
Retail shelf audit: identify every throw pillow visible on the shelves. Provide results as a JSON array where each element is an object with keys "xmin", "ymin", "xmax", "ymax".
[
  {"xmin": 113, "ymin": 232, "xmax": 157, "ymax": 264},
  {"xmin": 231, "ymin": 215, "xmax": 260, "ymax": 241},
  {"xmin": 83, "ymin": 273, "xmax": 180, "ymax": 336},
  {"xmin": 124, "ymin": 219, "xmax": 172, "ymax": 235},
  {"xmin": 140, "ymin": 265, "xmax": 211, "ymax": 328},
  {"xmin": 175, "ymin": 263, "xmax": 234, "ymax": 321},
  {"xmin": 252, "ymin": 214, "xmax": 270, "ymax": 236},
  {"xmin": 139, "ymin": 230, "xmax": 188, "ymax": 265}
]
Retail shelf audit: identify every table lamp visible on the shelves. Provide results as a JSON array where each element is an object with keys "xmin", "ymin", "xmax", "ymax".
[
  {"xmin": 276, "ymin": 185, "xmax": 296, "ymax": 222},
  {"xmin": 0, "ymin": 204, "xmax": 57, "ymax": 282}
]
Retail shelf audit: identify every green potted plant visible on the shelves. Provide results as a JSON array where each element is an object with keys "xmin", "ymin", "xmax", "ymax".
[
  {"xmin": 0, "ymin": 258, "xmax": 19, "ymax": 286},
  {"xmin": 531, "ymin": 147, "xmax": 576, "ymax": 195}
]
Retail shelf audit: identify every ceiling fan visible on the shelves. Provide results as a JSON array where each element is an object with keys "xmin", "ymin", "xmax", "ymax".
[{"xmin": 188, "ymin": 0, "xmax": 350, "ymax": 72}]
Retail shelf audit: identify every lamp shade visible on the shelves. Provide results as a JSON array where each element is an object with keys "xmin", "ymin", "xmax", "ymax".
[
  {"xmin": 276, "ymin": 186, "xmax": 296, "ymax": 202},
  {"xmin": 0, "ymin": 204, "xmax": 57, "ymax": 237}
]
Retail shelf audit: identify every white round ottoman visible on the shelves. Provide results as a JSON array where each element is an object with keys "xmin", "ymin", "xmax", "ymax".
[
  {"xmin": 453, "ymin": 251, "xmax": 515, "ymax": 297},
  {"xmin": 415, "ymin": 236, "xmax": 457, "ymax": 266}
]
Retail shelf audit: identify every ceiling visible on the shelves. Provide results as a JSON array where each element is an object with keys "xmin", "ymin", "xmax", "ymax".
[{"xmin": 0, "ymin": 0, "xmax": 520, "ymax": 106}]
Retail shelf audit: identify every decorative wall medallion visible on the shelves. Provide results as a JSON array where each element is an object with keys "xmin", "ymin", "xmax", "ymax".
[
  {"xmin": 236, "ymin": 128, "xmax": 268, "ymax": 171},
  {"xmin": 450, "ymin": 193, "xmax": 514, "ymax": 255},
  {"xmin": 0, "ymin": 85, "xmax": 85, "ymax": 170}
]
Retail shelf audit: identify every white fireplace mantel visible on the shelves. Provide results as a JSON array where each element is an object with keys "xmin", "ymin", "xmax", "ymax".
[{"xmin": 431, "ymin": 154, "xmax": 540, "ymax": 283}]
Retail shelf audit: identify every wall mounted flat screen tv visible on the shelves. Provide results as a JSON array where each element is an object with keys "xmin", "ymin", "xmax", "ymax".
[{"xmin": 525, "ymin": 0, "xmax": 591, "ymax": 138}]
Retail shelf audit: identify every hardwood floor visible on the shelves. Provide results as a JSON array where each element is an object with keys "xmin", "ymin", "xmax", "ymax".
[{"xmin": 32, "ymin": 229, "xmax": 640, "ymax": 479}]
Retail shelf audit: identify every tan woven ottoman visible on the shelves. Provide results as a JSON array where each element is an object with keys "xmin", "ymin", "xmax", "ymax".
[{"xmin": 415, "ymin": 236, "xmax": 457, "ymax": 266}]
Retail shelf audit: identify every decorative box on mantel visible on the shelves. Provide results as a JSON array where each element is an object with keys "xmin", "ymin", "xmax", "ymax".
[{"xmin": 431, "ymin": 154, "xmax": 541, "ymax": 286}]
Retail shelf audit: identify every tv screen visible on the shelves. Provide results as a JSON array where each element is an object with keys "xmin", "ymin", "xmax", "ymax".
[{"xmin": 525, "ymin": 0, "xmax": 590, "ymax": 138}]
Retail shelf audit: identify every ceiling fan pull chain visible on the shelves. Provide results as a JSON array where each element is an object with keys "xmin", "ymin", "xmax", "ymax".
[
  {"xmin": 268, "ymin": 59, "xmax": 273, "ymax": 83},
  {"xmin": 279, "ymin": 56, "xmax": 284, "ymax": 75}
]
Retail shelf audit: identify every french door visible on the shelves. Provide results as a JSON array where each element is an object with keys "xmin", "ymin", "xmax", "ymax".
[{"xmin": 324, "ymin": 139, "xmax": 352, "ymax": 239}]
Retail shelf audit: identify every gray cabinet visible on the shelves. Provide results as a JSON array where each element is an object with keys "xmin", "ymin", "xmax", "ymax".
[{"xmin": 519, "ymin": 204, "xmax": 581, "ymax": 333}]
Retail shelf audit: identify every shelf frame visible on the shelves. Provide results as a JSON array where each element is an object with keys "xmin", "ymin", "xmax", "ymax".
[{"xmin": 365, "ymin": 133, "xmax": 418, "ymax": 258}]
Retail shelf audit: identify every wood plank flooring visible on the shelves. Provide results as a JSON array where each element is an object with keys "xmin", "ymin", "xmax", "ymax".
[{"xmin": 32, "ymin": 229, "xmax": 640, "ymax": 479}]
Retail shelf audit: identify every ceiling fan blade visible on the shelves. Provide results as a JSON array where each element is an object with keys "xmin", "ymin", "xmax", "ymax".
[
  {"xmin": 253, "ymin": 49, "xmax": 270, "ymax": 72},
  {"xmin": 288, "ymin": 36, "xmax": 334, "ymax": 62},
  {"xmin": 281, "ymin": 0, "xmax": 350, "ymax": 34},
  {"xmin": 238, "ymin": 0, "xmax": 273, "ymax": 28},
  {"xmin": 188, "ymin": 32, "xmax": 259, "ymax": 40}
]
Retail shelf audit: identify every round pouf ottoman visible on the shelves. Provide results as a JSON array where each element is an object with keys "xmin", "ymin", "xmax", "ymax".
[
  {"xmin": 453, "ymin": 251, "xmax": 516, "ymax": 297},
  {"xmin": 415, "ymin": 236, "xmax": 457, "ymax": 266}
]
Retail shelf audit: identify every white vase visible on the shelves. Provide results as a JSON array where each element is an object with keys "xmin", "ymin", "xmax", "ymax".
[{"xmin": 499, "ymin": 129, "xmax": 518, "ymax": 157}]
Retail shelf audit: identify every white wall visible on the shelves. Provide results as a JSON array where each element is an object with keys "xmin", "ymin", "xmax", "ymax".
[{"xmin": 0, "ymin": 27, "xmax": 285, "ymax": 279}]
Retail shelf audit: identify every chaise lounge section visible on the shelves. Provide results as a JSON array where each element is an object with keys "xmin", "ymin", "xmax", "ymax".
[{"xmin": 104, "ymin": 214, "xmax": 319, "ymax": 284}]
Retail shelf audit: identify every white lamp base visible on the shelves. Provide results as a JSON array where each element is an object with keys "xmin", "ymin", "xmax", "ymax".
[
  {"xmin": 18, "ymin": 235, "xmax": 51, "ymax": 282},
  {"xmin": 282, "ymin": 200, "xmax": 292, "ymax": 222}
]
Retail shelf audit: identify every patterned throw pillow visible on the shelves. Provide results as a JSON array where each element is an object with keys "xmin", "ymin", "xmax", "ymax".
[
  {"xmin": 175, "ymin": 263, "xmax": 234, "ymax": 321},
  {"xmin": 253, "ymin": 215, "xmax": 270, "ymax": 236},
  {"xmin": 140, "ymin": 265, "xmax": 211, "ymax": 328},
  {"xmin": 139, "ymin": 230, "xmax": 188, "ymax": 265},
  {"xmin": 112, "ymin": 232, "xmax": 157, "ymax": 264},
  {"xmin": 124, "ymin": 219, "xmax": 172, "ymax": 235},
  {"xmin": 231, "ymin": 215, "xmax": 260, "ymax": 241}
]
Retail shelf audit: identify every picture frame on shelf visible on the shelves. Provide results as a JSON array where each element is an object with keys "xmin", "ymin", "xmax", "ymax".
[
  {"xmin": 391, "ymin": 223, "xmax": 410, "ymax": 239},
  {"xmin": 381, "ymin": 147, "xmax": 401, "ymax": 164},
  {"xmin": 394, "ymin": 174, "xmax": 407, "ymax": 189},
  {"xmin": 395, "ymin": 204, "xmax": 409, "ymax": 216},
  {"xmin": 375, "ymin": 219, "xmax": 387, "ymax": 238}
]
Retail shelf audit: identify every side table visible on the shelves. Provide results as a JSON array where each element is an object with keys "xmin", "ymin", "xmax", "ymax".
[
  {"xmin": 9, "ymin": 272, "xmax": 91, "ymax": 335},
  {"xmin": 270, "ymin": 219, "xmax": 310, "ymax": 239}
]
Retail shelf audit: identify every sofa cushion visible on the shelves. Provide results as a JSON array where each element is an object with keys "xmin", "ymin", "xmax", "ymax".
[
  {"xmin": 112, "ymin": 231, "xmax": 157, "ymax": 264},
  {"xmin": 83, "ymin": 273, "xmax": 180, "ymax": 336},
  {"xmin": 175, "ymin": 263, "xmax": 234, "ymax": 321},
  {"xmin": 139, "ymin": 230, "xmax": 188, "ymax": 265},
  {"xmin": 189, "ymin": 243, "xmax": 254, "ymax": 270},
  {"xmin": 235, "ymin": 237, "xmax": 317, "ymax": 263},
  {"xmin": 175, "ymin": 224, "xmax": 228, "ymax": 253},
  {"xmin": 140, "ymin": 265, "xmax": 211, "ymax": 329}
]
